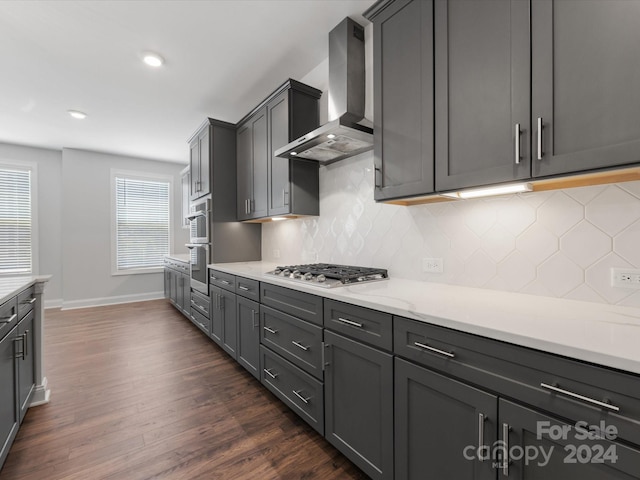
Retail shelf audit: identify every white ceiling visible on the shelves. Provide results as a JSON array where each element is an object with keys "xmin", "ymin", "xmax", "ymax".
[{"xmin": 0, "ymin": 0, "xmax": 375, "ymax": 164}]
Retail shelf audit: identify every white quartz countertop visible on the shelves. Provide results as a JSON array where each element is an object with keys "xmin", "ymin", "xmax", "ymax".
[
  {"xmin": 165, "ymin": 253, "xmax": 190, "ymax": 263},
  {"xmin": 209, "ymin": 261, "xmax": 640, "ymax": 375},
  {"xmin": 0, "ymin": 275, "xmax": 51, "ymax": 305}
]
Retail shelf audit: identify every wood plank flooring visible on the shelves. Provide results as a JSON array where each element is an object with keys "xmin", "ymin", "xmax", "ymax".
[{"xmin": 0, "ymin": 300, "xmax": 369, "ymax": 479}]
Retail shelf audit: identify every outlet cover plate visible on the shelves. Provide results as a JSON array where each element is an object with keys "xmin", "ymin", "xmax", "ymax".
[
  {"xmin": 423, "ymin": 258, "xmax": 444, "ymax": 273},
  {"xmin": 611, "ymin": 268, "xmax": 640, "ymax": 289}
]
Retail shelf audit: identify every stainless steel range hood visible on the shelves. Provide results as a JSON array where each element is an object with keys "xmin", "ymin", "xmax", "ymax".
[{"xmin": 274, "ymin": 17, "xmax": 373, "ymax": 164}]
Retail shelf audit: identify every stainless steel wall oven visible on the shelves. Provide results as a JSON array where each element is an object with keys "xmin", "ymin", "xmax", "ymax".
[{"xmin": 186, "ymin": 196, "xmax": 210, "ymax": 294}]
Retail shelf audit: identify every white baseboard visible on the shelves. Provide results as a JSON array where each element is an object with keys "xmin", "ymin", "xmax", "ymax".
[
  {"xmin": 30, "ymin": 377, "xmax": 51, "ymax": 406},
  {"xmin": 61, "ymin": 291, "xmax": 165, "ymax": 310},
  {"xmin": 44, "ymin": 298, "xmax": 63, "ymax": 309}
]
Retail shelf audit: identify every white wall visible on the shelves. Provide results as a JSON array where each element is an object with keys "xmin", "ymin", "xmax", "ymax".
[
  {"xmin": 0, "ymin": 142, "xmax": 188, "ymax": 308},
  {"xmin": 61, "ymin": 148, "xmax": 188, "ymax": 308},
  {"xmin": 0, "ymin": 142, "xmax": 63, "ymax": 303}
]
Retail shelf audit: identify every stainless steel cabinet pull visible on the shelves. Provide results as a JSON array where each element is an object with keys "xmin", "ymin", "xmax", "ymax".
[
  {"xmin": 221, "ymin": 280, "xmax": 230, "ymax": 285},
  {"xmin": 502, "ymin": 423, "xmax": 511, "ymax": 476},
  {"xmin": 263, "ymin": 326, "xmax": 278, "ymax": 334},
  {"xmin": 238, "ymin": 285, "xmax": 249, "ymax": 291},
  {"xmin": 374, "ymin": 166, "xmax": 382, "ymax": 188},
  {"xmin": 537, "ymin": 117, "xmax": 544, "ymax": 160},
  {"xmin": 478, "ymin": 413, "xmax": 486, "ymax": 462},
  {"xmin": 252, "ymin": 310, "xmax": 259, "ymax": 329},
  {"xmin": 210, "ymin": 275, "xmax": 217, "ymax": 281},
  {"xmin": 414, "ymin": 341, "xmax": 455, "ymax": 358},
  {"xmin": 540, "ymin": 383, "xmax": 620, "ymax": 412},
  {"xmin": 24, "ymin": 330, "xmax": 29, "ymax": 356},
  {"xmin": 292, "ymin": 389, "xmax": 310, "ymax": 404},
  {"xmin": 263, "ymin": 368, "xmax": 278, "ymax": 379},
  {"xmin": 337, "ymin": 317, "xmax": 363, "ymax": 328},
  {"xmin": 0, "ymin": 314, "xmax": 17, "ymax": 324},
  {"xmin": 291, "ymin": 341, "xmax": 309, "ymax": 351},
  {"xmin": 14, "ymin": 336, "xmax": 25, "ymax": 360},
  {"xmin": 514, "ymin": 123, "xmax": 522, "ymax": 165},
  {"xmin": 191, "ymin": 302, "xmax": 206, "ymax": 314},
  {"xmin": 22, "ymin": 298, "xmax": 36, "ymax": 305}
]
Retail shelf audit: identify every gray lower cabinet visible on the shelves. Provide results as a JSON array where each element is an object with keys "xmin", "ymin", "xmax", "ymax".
[
  {"xmin": 324, "ymin": 330, "xmax": 394, "ymax": 480},
  {"xmin": 17, "ymin": 311, "xmax": 35, "ymax": 422},
  {"xmin": 164, "ymin": 259, "xmax": 190, "ymax": 319},
  {"xmin": 532, "ymin": 0, "xmax": 640, "ymax": 177},
  {"xmin": 500, "ymin": 399, "xmax": 640, "ymax": 479},
  {"xmin": 0, "ymin": 324, "xmax": 18, "ymax": 469},
  {"xmin": 434, "ymin": 0, "xmax": 530, "ymax": 191},
  {"xmin": 236, "ymin": 295, "xmax": 260, "ymax": 379},
  {"xmin": 395, "ymin": 358, "xmax": 497, "ymax": 480},
  {"xmin": 369, "ymin": 0, "xmax": 435, "ymax": 201},
  {"xmin": 210, "ymin": 285, "xmax": 237, "ymax": 359}
]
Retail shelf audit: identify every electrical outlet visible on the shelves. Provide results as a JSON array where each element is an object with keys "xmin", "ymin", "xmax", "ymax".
[
  {"xmin": 611, "ymin": 268, "xmax": 640, "ymax": 289},
  {"xmin": 272, "ymin": 249, "xmax": 280, "ymax": 259},
  {"xmin": 422, "ymin": 257, "xmax": 443, "ymax": 273}
]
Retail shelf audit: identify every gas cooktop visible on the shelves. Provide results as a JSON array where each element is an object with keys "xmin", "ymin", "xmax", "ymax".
[{"xmin": 265, "ymin": 263, "xmax": 389, "ymax": 288}]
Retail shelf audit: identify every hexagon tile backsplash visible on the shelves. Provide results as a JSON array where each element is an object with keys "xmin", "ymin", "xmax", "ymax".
[{"xmin": 262, "ymin": 152, "xmax": 640, "ymax": 307}]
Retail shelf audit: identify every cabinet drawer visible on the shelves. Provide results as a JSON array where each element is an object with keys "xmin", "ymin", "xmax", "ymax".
[
  {"xmin": 0, "ymin": 297, "xmax": 18, "ymax": 340},
  {"xmin": 235, "ymin": 276, "xmax": 259, "ymax": 302},
  {"xmin": 260, "ymin": 283, "xmax": 323, "ymax": 326},
  {"xmin": 17, "ymin": 286, "xmax": 35, "ymax": 321},
  {"xmin": 324, "ymin": 299, "xmax": 392, "ymax": 351},
  {"xmin": 394, "ymin": 315, "xmax": 640, "ymax": 446},
  {"xmin": 190, "ymin": 290, "xmax": 209, "ymax": 319},
  {"xmin": 209, "ymin": 270, "xmax": 235, "ymax": 292},
  {"xmin": 260, "ymin": 305, "xmax": 323, "ymax": 380},
  {"xmin": 190, "ymin": 308, "xmax": 210, "ymax": 335},
  {"xmin": 260, "ymin": 345, "xmax": 324, "ymax": 435}
]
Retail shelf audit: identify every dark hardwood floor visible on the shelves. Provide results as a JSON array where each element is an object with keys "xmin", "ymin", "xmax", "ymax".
[{"xmin": 0, "ymin": 300, "xmax": 369, "ymax": 479}]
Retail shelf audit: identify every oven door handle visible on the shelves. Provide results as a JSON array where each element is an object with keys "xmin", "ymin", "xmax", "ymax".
[
  {"xmin": 185, "ymin": 243, "xmax": 209, "ymax": 249},
  {"xmin": 186, "ymin": 211, "xmax": 207, "ymax": 221}
]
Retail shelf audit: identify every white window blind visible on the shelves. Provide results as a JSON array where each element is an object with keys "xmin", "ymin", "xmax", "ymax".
[
  {"xmin": 0, "ymin": 167, "xmax": 32, "ymax": 274},
  {"xmin": 115, "ymin": 176, "xmax": 170, "ymax": 271}
]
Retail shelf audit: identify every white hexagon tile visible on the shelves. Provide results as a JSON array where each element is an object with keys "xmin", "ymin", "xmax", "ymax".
[{"xmin": 262, "ymin": 152, "xmax": 640, "ymax": 307}]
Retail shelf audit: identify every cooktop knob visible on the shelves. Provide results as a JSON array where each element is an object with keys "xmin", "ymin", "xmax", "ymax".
[
  {"xmin": 292, "ymin": 270, "xmax": 301, "ymax": 278},
  {"xmin": 303, "ymin": 272, "xmax": 313, "ymax": 281},
  {"xmin": 316, "ymin": 274, "xmax": 326, "ymax": 283},
  {"xmin": 282, "ymin": 269, "xmax": 290, "ymax": 276},
  {"xmin": 274, "ymin": 269, "xmax": 281, "ymax": 275}
]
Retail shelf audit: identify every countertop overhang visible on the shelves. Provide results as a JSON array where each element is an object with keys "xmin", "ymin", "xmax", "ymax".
[
  {"xmin": 208, "ymin": 261, "xmax": 640, "ymax": 375},
  {"xmin": 0, "ymin": 275, "xmax": 52, "ymax": 305}
]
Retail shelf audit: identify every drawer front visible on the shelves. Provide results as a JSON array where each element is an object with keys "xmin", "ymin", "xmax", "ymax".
[
  {"xmin": 260, "ymin": 345, "xmax": 324, "ymax": 435},
  {"xmin": 190, "ymin": 290, "xmax": 210, "ymax": 318},
  {"xmin": 235, "ymin": 276, "xmax": 259, "ymax": 302},
  {"xmin": 260, "ymin": 305, "xmax": 323, "ymax": 380},
  {"xmin": 0, "ymin": 297, "xmax": 18, "ymax": 340},
  {"xmin": 17, "ymin": 286, "xmax": 36, "ymax": 321},
  {"xmin": 324, "ymin": 299, "xmax": 392, "ymax": 351},
  {"xmin": 190, "ymin": 308, "xmax": 210, "ymax": 335},
  {"xmin": 209, "ymin": 270, "xmax": 236, "ymax": 292},
  {"xmin": 260, "ymin": 283, "xmax": 323, "ymax": 326},
  {"xmin": 394, "ymin": 316, "xmax": 640, "ymax": 446}
]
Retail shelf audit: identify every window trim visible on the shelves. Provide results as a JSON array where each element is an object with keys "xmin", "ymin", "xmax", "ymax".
[
  {"xmin": 110, "ymin": 169, "xmax": 174, "ymax": 276},
  {"xmin": 0, "ymin": 161, "xmax": 38, "ymax": 277}
]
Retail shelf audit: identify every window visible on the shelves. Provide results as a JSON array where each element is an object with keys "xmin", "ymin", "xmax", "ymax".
[
  {"xmin": 112, "ymin": 172, "xmax": 172, "ymax": 274},
  {"xmin": 0, "ymin": 165, "xmax": 33, "ymax": 275}
]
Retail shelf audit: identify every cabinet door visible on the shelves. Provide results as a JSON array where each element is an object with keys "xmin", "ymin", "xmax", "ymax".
[
  {"xmin": 435, "ymin": 0, "xmax": 530, "ymax": 191},
  {"xmin": 372, "ymin": 0, "xmax": 434, "ymax": 201},
  {"xmin": 175, "ymin": 273, "xmax": 185, "ymax": 313},
  {"xmin": 189, "ymin": 137, "xmax": 200, "ymax": 200},
  {"xmin": 180, "ymin": 273, "xmax": 191, "ymax": 315},
  {"xmin": 324, "ymin": 330, "xmax": 393, "ymax": 480},
  {"xmin": 236, "ymin": 120, "xmax": 253, "ymax": 221},
  {"xmin": 267, "ymin": 90, "xmax": 290, "ymax": 216},
  {"xmin": 198, "ymin": 128, "xmax": 210, "ymax": 197},
  {"xmin": 209, "ymin": 286, "xmax": 223, "ymax": 346},
  {"xmin": 221, "ymin": 289, "xmax": 237, "ymax": 359},
  {"xmin": 251, "ymin": 108, "xmax": 268, "ymax": 219},
  {"xmin": 164, "ymin": 268, "xmax": 171, "ymax": 299},
  {"xmin": 236, "ymin": 296, "xmax": 260, "ymax": 379},
  {"xmin": 532, "ymin": 1, "xmax": 640, "ymax": 177},
  {"xmin": 0, "ymin": 327, "xmax": 18, "ymax": 467},
  {"xmin": 395, "ymin": 358, "xmax": 497, "ymax": 480},
  {"xmin": 17, "ymin": 313, "xmax": 35, "ymax": 422},
  {"xmin": 500, "ymin": 399, "xmax": 640, "ymax": 479}
]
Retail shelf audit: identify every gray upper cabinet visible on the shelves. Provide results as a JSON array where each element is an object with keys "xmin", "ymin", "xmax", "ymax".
[
  {"xmin": 238, "ymin": 79, "xmax": 321, "ymax": 221},
  {"xmin": 435, "ymin": 0, "xmax": 531, "ymax": 191},
  {"xmin": 368, "ymin": 0, "xmax": 435, "ymax": 201},
  {"xmin": 532, "ymin": 0, "xmax": 640, "ymax": 177},
  {"xmin": 237, "ymin": 107, "xmax": 268, "ymax": 221},
  {"xmin": 189, "ymin": 126, "xmax": 210, "ymax": 201}
]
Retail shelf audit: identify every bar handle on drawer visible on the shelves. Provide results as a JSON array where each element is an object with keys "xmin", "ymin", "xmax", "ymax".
[
  {"xmin": 238, "ymin": 285, "xmax": 249, "ymax": 291},
  {"xmin": 291, "ymin": 341, "xmax": 309, "ymax": 352},
  {"xmin": 210, "ymin": 275, "xmax": 217, "ymax": 281},
  {"xmin": 292, "ymin": 389, "xmax": 310, "ymax": 404},
  {"xmin": 540, "ymin": 383, "xmax": 620, "ymax": 412},
  {"xmin": 263, "ymin": 326, "xmax": 278, "ymax": 335},
  {"xmin": 22, "ymin": 298, "xmax": 36, "ymax": 305},
  {"xmin": 337, "ymin": 317, "xmax": 363, "ymax": 328},
  {"xmin": 414, "ymin": 341, "xmax": 455, "ymax": 358},
  {"xmin": 263, "ymin": 368, "xmax": 278, "ymax": 379},
  {"xmin": 221, "ymin": 280, "xmax": 231, "ymax": 286},
  {"xmin": 1, "ymin": 314, "xmax": 17, "ymax": 324}
]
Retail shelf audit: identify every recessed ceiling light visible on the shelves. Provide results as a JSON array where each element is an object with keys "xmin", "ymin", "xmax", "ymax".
[
  {"xmin": 142, "ymin": 52, "xmax": 164, "ymax": 67},
  {"xmin": 67, "ymin": 110, "xmax": 87, "ymax": 119}
]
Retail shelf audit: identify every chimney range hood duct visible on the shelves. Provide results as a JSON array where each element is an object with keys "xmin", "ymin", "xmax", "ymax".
[{"xmin": 274, "ymin": 17, "xmax": 373, "ymax": 164}]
